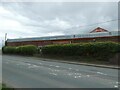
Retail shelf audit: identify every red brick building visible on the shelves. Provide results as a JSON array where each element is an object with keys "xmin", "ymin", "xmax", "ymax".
[
  {"xmin": 6, "ymin": 27, "xmax": 119, "ymax": 47},
  {"xmin": 90, "ymin": 27, "xmax": 108, "ymax": 33}
]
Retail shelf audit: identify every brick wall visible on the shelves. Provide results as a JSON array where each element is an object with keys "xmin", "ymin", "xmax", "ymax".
[{"xmin": 7, "ymin": 36, "xmax": 120, "ymax": 47}]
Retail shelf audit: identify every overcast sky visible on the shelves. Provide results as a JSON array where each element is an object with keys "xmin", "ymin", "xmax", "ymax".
[{"xmin": 0, "ymin": 2, "xmax": 118, "ymax": 47}]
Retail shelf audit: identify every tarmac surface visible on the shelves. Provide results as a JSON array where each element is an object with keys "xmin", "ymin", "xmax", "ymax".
[{"xmin": 2, "ymin": 55, "xmax": 119, "ymax": 88}]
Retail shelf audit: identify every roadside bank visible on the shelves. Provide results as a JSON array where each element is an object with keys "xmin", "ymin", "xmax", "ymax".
[{"xmin": 34, "ymin": 54, "xmax": 120, "ymax": 69}]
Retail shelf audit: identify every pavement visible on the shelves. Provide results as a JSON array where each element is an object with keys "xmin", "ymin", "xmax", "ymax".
[{"xmin": 2, "ymin": 55, "xmax": 119, "ymax": 88}]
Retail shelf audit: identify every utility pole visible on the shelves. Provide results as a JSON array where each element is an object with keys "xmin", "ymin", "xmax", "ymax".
[
  {"xmin": 5, "ymin": 33, "xmax": 7, "ymax": 46},
  {"xmin": 5, "ymin": 33, "xmax": 7, "ymax": 41}
]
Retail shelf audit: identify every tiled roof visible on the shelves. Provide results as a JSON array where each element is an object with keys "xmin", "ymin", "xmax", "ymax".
[{"xmin": 90, "ymin": 27, "xmax": 108, "ymax": 33}]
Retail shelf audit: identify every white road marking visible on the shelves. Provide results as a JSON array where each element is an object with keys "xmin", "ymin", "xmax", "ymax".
[
  {"xmin": 74, "ymin": 75, "xmax": 81, "ymax": 78},
  {"xmin": 78, "ymin": 76, "xmax": 81, "ymax": 78},
  {"xmin": 86, "ymin": 75, "xmax": 90, "ymax": 77},
  {"xmin": 50, "ymin": 65, "xmax": 53, "ymax": 66},
  {"xmin": 55, "ymin": 66, "xmax": 60, "ymax": 68},
  {"xmin": 97, "ymin": 72, "xmax": 107, "ymax": 75},
  {"xmin": 74, "ymin": 76, "xmax": 77, "ymax": 78},
  {"xmin": 28, "ymin": 64, "xmax": 39, "ymax": 68},
  {"xmin": 27, "ymin": 63, "xmax": 31, "ymax": 65},
  {"xmin": 114, "ymin": 85, "xmax": 118, "ymax": 88},
  {"xmin": 68, "ymin": 73, "xmax": 72, "ymax": 76},
  {"xmin": 75, "ymin": 73, "xmax": 81, "ymax": 75},
  {"xmin": 39, "ymin": 63, "xmax": 42, "ymax": 64},
  {"xmin": 49, "ymin": 73, "xmax": 57, "ymax": 76},
  {"xmin": 48, "ymin": 68, "xmax": 52, "ymax": 70},
  {"xmin": 33, "ymin": 65, "xmax": 40, "ymax": 68},
  {"xmin": 54, "ymin": 70, "xmax": 60, "ymax": 72},
  {"xmin": 28, "ymin": 66, "xmax": 34, "ymax": 69}
]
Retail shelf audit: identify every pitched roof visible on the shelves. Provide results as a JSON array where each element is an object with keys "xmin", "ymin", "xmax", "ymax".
[{"xmin": 90, "ymin": 27, "xmax": 109, "ymax": 33}]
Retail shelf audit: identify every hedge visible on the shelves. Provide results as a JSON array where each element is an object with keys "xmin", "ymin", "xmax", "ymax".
[
  {"xmin": 42, "ymin": 42, "xmax": 120, "ymax": 60},
  {"xmin": 2, "ymin": 45, "xmax": 37, "ymax": 55},
  {"xmin": 2, "ymin": 42, "xmax": 120, "ymax": 60},
  {"xmin": 2, "ymin": 46, "xmax": 16, "ymax": 54}
]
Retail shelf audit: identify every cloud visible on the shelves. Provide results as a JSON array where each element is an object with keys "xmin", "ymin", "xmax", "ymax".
[
  {"xmin": 42, "ymin": 17, "xmax": 72, "ymax": 29},
  {"xmin": 0, "ymin": 2, "xmax": 118, "ymax": 48}
]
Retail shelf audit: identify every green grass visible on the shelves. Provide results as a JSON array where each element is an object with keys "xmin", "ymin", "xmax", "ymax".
[
  {"xmin": 0, "ymin": 84, "xmax": 2, "ymax": 89},
  {"xmin": 1, "ymin": 84, "xmax": 14, "ymax": 90},
  {"xmin": 35, "ymin": 54, "xmax": 115, "ymax": 66}
]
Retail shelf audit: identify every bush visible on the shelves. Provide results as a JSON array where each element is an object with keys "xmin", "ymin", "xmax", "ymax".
[
  {"xmin": 42, "ymin": 42, "xmax": 120, "ymax": 61},
  {"xmin": 2, "ymin": 46, "xmax": 16, "ymax": 54},
  {"xmin": 20, "ymin": 45, "xmax": 37, "ymax": 55},
  {"xmin": 2, "ymin": 45, "xmax": 37, "ymax": 56}
]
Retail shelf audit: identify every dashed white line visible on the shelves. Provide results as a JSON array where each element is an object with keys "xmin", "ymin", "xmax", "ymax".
[
  {"xmin": 50, "ymin": 65, "xmax": 53, "ymax": 66},
  {"xmin": 33, "ymin": 65, "xmax": 40, "ymax": 68},
  {"xmin": 75, "ymin": 73, "xmax": 81, "ymax": 75},
  {"xmin": 86, "ymin": 75, "xmax": 90, "ymax": 77},
  {"xmin": 68, "ymin": 73, "xmax": 72, "ymax": 76},
  {"xmin": 54, "ymin": 70, "xmax": 60, "ymax": 72},
  {"xmin": 114, "ymin": 85, "xmax": 118, "ymax": 88},
  {"xmin": 97, "ymin": 72, "xmax": 107, "ymax": 75},
  {"xmin": 55, "ymin": 66, "xmax": 60, "ymax": 68},
  {"xmin": 49, "ymin": 73, "xmax": 57, "ymax": 76},
  {"xmin": 74, "ymin": 75, "xmax": 81, "ymax": 78},
  {"xmin": 27, "ymin": 63, "xmax": 31, "ymax": 65},
  {"xmin": 39, "ymin": 63, "xmax": 42, "ymax": 64}
]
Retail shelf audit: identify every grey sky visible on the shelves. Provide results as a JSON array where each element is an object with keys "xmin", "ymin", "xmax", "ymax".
[{"xmin": 0, "ymin": 2, "xmax": 118, "ymax": 47}]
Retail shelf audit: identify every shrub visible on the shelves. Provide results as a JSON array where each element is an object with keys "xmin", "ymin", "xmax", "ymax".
[
  {"xmin": 2, "ymin": 46, "xmax": 16, "ymax": 54},
  {"xmin": 2, "ymin": 45, "xmax": 37, "ymax": 55},
  {"xmin": 20, "ymin": 45, "xmax": 37, "ymax": 55},
  {"xmin": 42, "ymin": 42, "xmax": 120, "ymax": 61}
]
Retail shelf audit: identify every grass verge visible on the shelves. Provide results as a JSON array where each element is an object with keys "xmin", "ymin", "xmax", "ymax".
[
  {"xmin": 1, "ymin": 84, "xmax": 14, "ymax": 90},
  {"xmin": 34, "ymin": 54, "xmax": 117, "ymax": 66}
]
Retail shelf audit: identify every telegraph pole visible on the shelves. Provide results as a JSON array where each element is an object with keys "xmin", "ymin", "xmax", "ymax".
[
  {"xmin": 5, "ymin": 33, "xmax": 7, "ymax": 41},
  {"xmin": 5, "ymin": 33, "xmax": 7, "ymax": 46}
]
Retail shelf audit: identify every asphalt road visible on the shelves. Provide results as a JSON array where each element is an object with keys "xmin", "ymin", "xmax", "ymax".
[{"xmin": 2, "ymin": 55, "xmax": 119, "ymax": 88}]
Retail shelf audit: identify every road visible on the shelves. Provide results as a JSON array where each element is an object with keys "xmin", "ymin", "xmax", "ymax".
[{"xmin": 2, "ymin": 55, "xmax": 119, "ymax": 88}]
